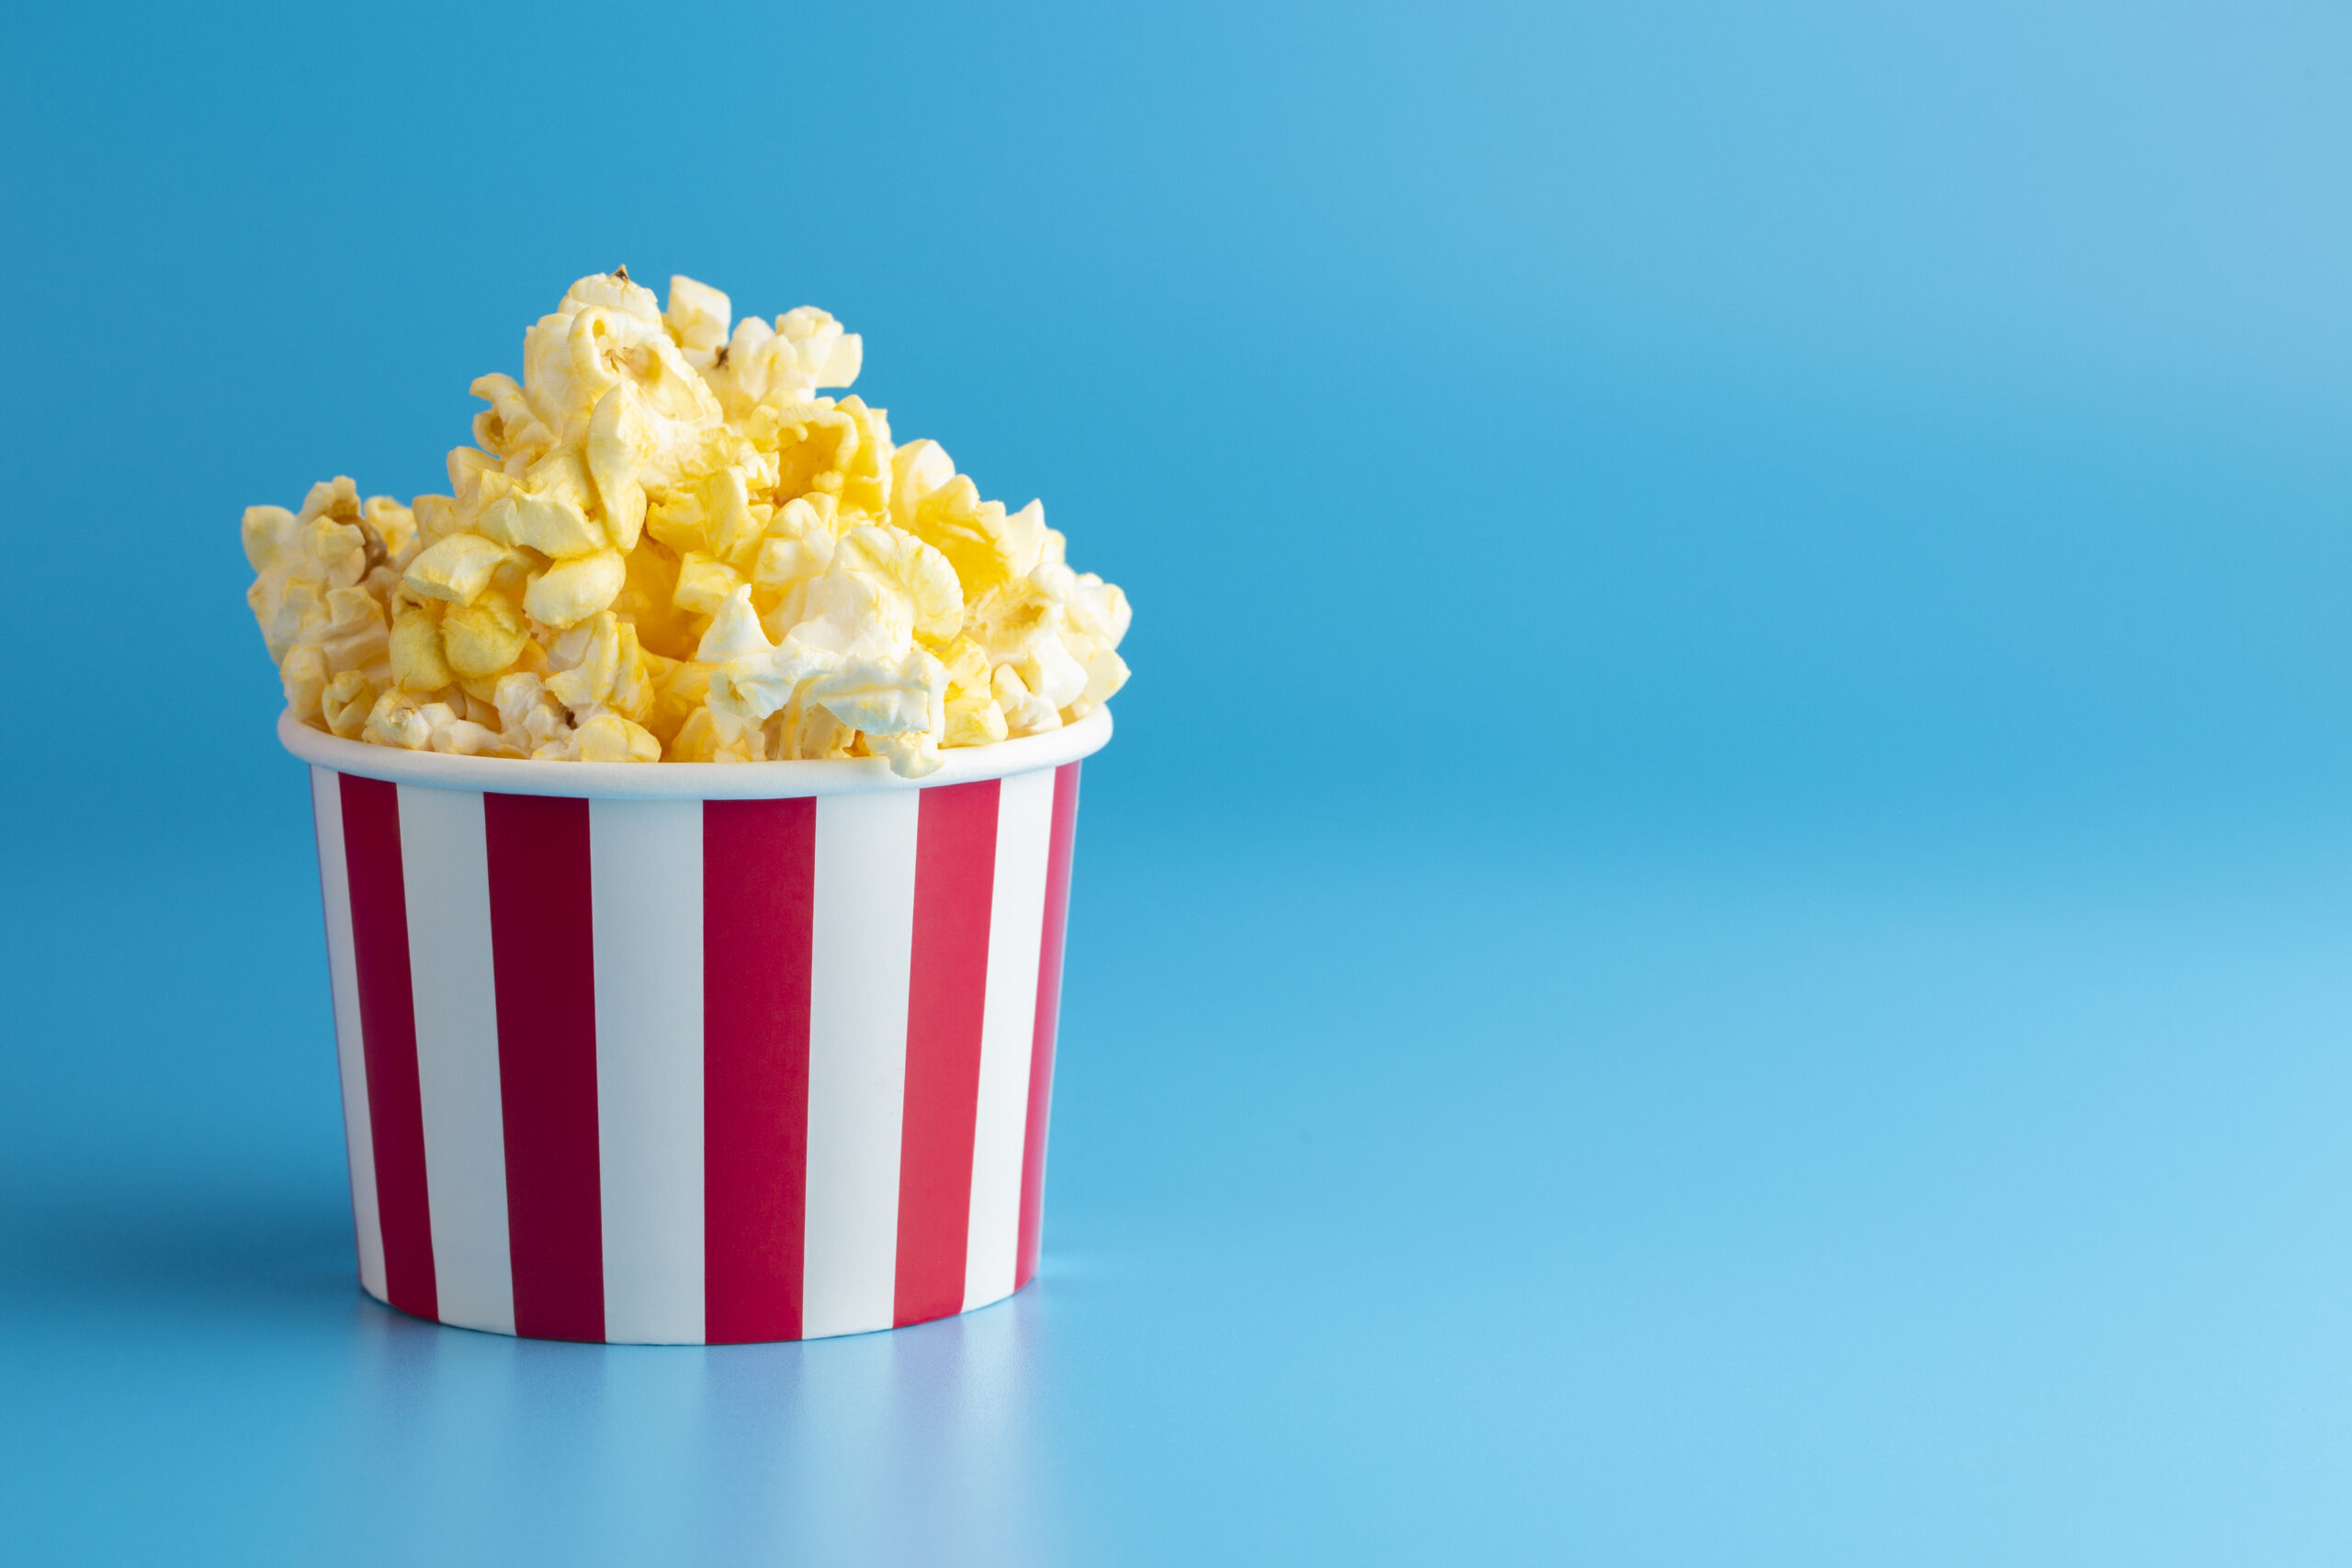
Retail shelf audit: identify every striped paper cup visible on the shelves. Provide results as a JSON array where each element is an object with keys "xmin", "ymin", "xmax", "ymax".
[{"xmin": 279, "ymin": 705, "xmax": 1112, "ymax": 1344}]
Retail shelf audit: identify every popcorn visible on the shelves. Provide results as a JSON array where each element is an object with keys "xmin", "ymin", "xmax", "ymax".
[
  {"xmin": 388, "ymin": 605, "xmax": 454, "ymax": 692},
  {"xmin": 442, "ymin": 591, "xmax": 530, "ymax": 678},
  {"xmin": 244, "ymin": 479, "xmax": 403, "ymax": 722},
  {"xmin": 663, "ymin": 276, "xmax": 731, "ymax": 362},
  {"xmin": 404, "ymin": 533, "xmax": 514, "ymax": 604},
  {"xmin": 469, "ymin": 374, "xmax": 555, "ymax": 465},
  {"xmin": 322, "ymin": 671, "xmax": 378, "ymax": 739},
  {"xmin": 768, "ymin": 397, "xmax": 890, "ymax": 520},
  {"xmin": 481, "ymin": 451, "xmax": 606, "ymax": 558},
  {"xmin": 704, "ymin": 307, "xmax": 862, "ymax": 417},
  {"xmin": 523, "ymin": 548, "xmax": 628, "ymax": 629},
  {"xmin": 242, "ymin": 270, "xmax": 1130, "ymax": 774}
]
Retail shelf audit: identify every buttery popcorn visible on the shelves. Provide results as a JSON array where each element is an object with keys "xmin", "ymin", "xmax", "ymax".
[{"xmin": 242, "ymin": 271, "xmax": 1129, "ymax": 776}]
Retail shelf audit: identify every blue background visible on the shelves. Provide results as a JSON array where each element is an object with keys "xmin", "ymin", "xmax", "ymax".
[{"xmin": 4, "ymin": 1, "xmax": 2350, "ymax": 1561}]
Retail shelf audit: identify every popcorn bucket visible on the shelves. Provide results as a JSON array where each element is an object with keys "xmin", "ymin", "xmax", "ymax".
[{"xmin": 280, "ymin": 707, "xmax": 1111, "ymax": 1344}]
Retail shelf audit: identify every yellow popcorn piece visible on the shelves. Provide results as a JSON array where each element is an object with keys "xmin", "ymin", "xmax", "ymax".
[
  {"xmin": 770, "ymin": 396, "xmax": 890, "ymax": 519},
  {"xmin": 673, "ymin": 551, "xmax": 743, "ymax": 617},
  {"xmin": 389, "ymin": 604, "xmax": 454, "ymax": 693},
  {"xmin": 525, "ymin": 276, "xmax": 729, "ymax": 480},
  {"xmin": 963, "ymin": 573, "xmax": 1063, "ymax": 679},
  {"xmin": 404, "ymin": 532, "xmax": 514, "ymax": 605},
  {"xmin": 240, "ymin": 270, "xmax": 1129, "ymax": 775},
  {"xmin": 803, "ymin": 648, "xmax": 944, "ymax": 740},
  {"xmin": 645, "ymin": 466, "xmax": 767, "ymax": 567},
  {"xmin": 888, "ymin": 442, "xmax": 1046, "ymax": 598},
  {"xmin": 703, "ymin": 468, "xmax": 767, "ymax": 568},
  {"xmin": 525, "ymin": 549, "xmax": 628, "ymax": 630},
  {"xmin": 609, "ymin": 626, "xmax": 658, "ymax": 722},
  {"xmin": 280, "ymin": 646, "xmax": 327, "ymax": 725},
  {"xmin": 571, "ymin": 714, "xmax": 662, "ymax": 763},
  {"xmin": 704, "ymin": 306, "xmax": 862, "ymax": 417},
  {"xmin": 868, "ymin": 727, "xmax": 944, "ymax": 779},
  {"xmin": 1066, "ymin": 571, "xmax": 1133, "ymax": 647},
  {"xmin": 443, "ymin": 590, "xmax": 529, "ymax": 678},
  {"xmin": 481, "ymin": 450, "xmax": 606, "ymax": 558},
  {"xmin": 643, "ymin": 659, "xmax": 714, "ymax": 747},
  {"xmin": 888, "ymin": 438, "xmax": 956, "ymax": 525},
  {"xmin": 322, "ymin": 671, "xmax": 379, "ymax": 739},
  {"xmin": 698, "ymin": 558, "xmax": 949, "ymax": 763},
  {"xmin": 469, "ymin": 374, "xmax": 556, "ymax": 464},
  {"xmin": 357, "ymin": 688, "xmax": 504, "ymax": 754},
  {"xmin": 245, "ymin": 499, "xmax": 365, "ymax": 663},
  {"xmin": 834, "ymin": 525, "xmax": 963, "ymax": 644},
  {"xmin": 545, "ymin": 611, "xmax": 656, "ymax": 725},
  {"xmin": 990, "ymin": 662, "xmax": 1061, "ymax": 737},
  {"xmin": 585, "ymin": 388, "xmax": 651, "ymax": 553},
  {"xmin": 1058, "ymin": 570, "xmax": 1134, "ymax": 718},
  {"xmin": 363, "ymin": 689, "xmax": 434, "ymax": 750},
  {"xmin": 242, "ymin": 503, "xmax": 300, "ymax": 573},
  {"xmin": 940, "ymin": 638, "xmax": 1009, "ymax": 750},
  {"xmin": 697, "ymin": 587, "xmax": 797, "ymax": 721},
  {"xmin": 490, "ymin": 672, "xmax": 571, "ymax": 755},
  {"xmin": 611, "ymin": 541, "xmax": 701, "ymax": 660},
  {"xmin": 764, "ymin": 693, "xmax": 859, "ymax": 761},
  {"xmin": 430, "ymin": 719, "xmax": 512, "ymax": 756},
  {"xmin": 752, "ymin": 495, "xmax": 839, "ymax": 594},
  {"xmin": 643, "ymin": 489, "xmax": 703, "ymax": 558},
  {"xmin": 363, "ymin": 496, "xmax": 418, "ymax": 561},
  {"xmin": 664, "ymin": 275, "xmax": 731, "ymax": 360},
  {"xmin": 665, "ymin": 709, "xmax": 718, "ymax": 760},
  {"xmin": 670, "ymin": 696, "xmax": 773, "ymax": 763},
  {"xmin": 319, "ymin": 587, "xmax": 389, "ymax": 675},
  {"xmin": 522, "ymin": 275, "xmax": 665, "ymax": 441},
  {"xmin": 447, "ymin": 446, "xmax": 509, "ymax": 522},
  {"xmin": 412, "ymin": 493, "xmax": 459, "ymax": 544},
  {"xmin": 300, "ymin": 476, "xmax": 364, "ymax": 527},
  {"xmin": 1074, "ymin": 647, "xmax": 1129, "ymax": 716}
]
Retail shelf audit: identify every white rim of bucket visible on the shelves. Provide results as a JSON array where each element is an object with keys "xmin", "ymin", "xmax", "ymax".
[{"xmin": 277, "ymin": 703, "xmax": 1114, "ymax": 800}]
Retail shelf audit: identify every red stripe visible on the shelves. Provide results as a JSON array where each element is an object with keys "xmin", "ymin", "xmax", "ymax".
[
  {"xmin": 483, "ymin": 793, "xmax": 605, "ymax": 1343},
  {"xmin": 337, "ymin": 774, "xmax": 438, "ymax": 1322},
  {"xmin": 1016, "ymin": 762, "xmax": 1082, "ymax": 1291},
  {"xmin": 701, "ymin": 798, "xmax": 817, "ymax": 1344},
  {"xmin": 894, "ymin": 779, "xmax": 1001, "ymax": 1326}
]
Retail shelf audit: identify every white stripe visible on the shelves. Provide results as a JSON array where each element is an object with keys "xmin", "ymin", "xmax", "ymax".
[
  {"xmin": 963, "ymin": 769, "xmax": 1056, "ymax": 1310},
  {"xmin": 311, "ymin": 767, "xmax": 386, "ymax": 1304},
  {"xmin": 396, "ymin": 785, "xmax": 515, "ymax": 1336},
  {"xmin": 801, "ymin": 789, "xmax": 920, "ymax": 1338},
  {"xmin": 590, "ymin": 798, "xmax": 707, "ymax": 1345}
]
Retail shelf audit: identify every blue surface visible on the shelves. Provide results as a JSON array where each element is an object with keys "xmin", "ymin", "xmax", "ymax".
[{"xmin": 5, "ymin": 0, "xmax": 2352, "ymax": 1561}]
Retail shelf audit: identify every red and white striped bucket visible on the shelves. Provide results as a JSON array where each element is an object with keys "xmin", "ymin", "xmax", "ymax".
[{"xmin": 280, "ymin": 707, "xmax": 1112, "ymax": 1344}]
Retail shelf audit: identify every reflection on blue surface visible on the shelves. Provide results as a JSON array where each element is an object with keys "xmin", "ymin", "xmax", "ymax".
[
  {"xmin": 1, "ymin": 1147, "xmax": 1068, "ymax": 1563},
  {"xmin": 319, "ymin": 1280, "xmax": 1064, "ymax": 1564}
]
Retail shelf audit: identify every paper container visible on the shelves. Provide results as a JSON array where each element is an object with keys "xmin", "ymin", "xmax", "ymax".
[{"xmin": 279, "ymin": 706, "xmax": 1112, "ymax": 1344}]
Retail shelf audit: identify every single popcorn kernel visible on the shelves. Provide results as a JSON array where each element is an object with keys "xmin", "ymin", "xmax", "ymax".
[
  {"xmin": 525, "ymin": 549, "xmax": 628, "ymax": 629},
  {"xmin": 405, "ymin": 533, "xmax": 512, "ymax": 604},
  {"xmin": 322, "ymin": 671, "xmax": 379, "ymax": 739},
  {"xmin": 443, "ymin": 591, "xmax": 529, "ymax": 678},
  {"xmin": 673, "ymin": 552, "xmax": 743, "ymax": 617},
  {"xmin": 363, "ymin": 689, "xmax": 435, "ymax": 750},
  {"xmin": 389, "ymin": 604, "xmax": 454, "ymax": 692},
  {"xmin": 280, "ymin": 646, "xmax": 328, "ymax": 725},
  {"xmin": 240, "ymin": 270, "xmax": 1130, "ymax": 775},
  {"xmin": 573, "ymin": 714, "xmax": 662, "ymax": 763}
]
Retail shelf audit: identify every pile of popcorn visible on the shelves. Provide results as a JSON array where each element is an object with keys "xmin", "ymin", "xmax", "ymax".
[{"xmin": 243, "ymin": 270, "xmax": 1130, "ymax": 777}]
